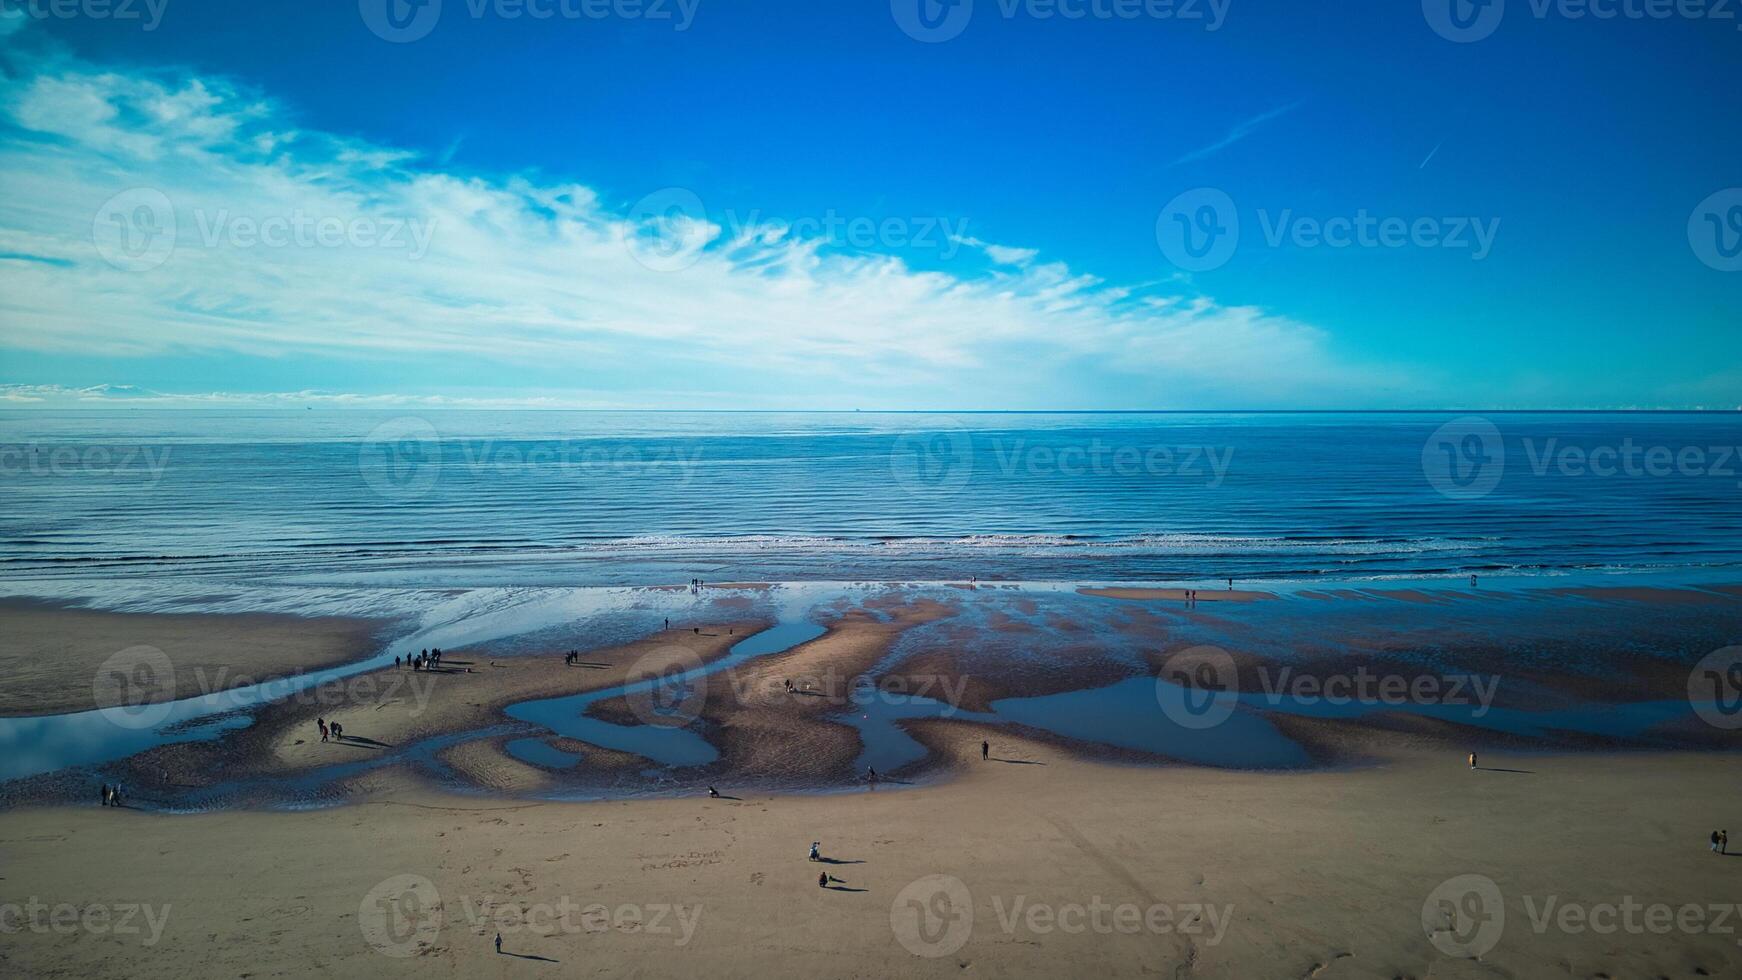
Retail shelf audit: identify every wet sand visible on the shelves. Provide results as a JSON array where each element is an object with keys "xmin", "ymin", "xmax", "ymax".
[
  {"xmin": 110, "ymin": 620, "xmax": 772, "ymax": 792},
  {"xmin": 2, "ymin": 740, "xmax": 1738, "ymax": 979},
  {"xmin": 0, "ymin": 600, "xmax": 389, "ymax": 717},
  {"xmin": 1078, "ymin": 586, "xmax": 1275, "ymax": 603}
]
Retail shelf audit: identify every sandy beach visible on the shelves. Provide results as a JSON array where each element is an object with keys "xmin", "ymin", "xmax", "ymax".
[
  {"xmin": 3, "ymin": 741, "xmax": 1739, "ymax": 979},
  {"xmin": 3, "ymin": 580, "xmax": 1739, "ymax": 979},
  {"xmin": 0, "ymin": 600, "xmax": 391, "ymax": 717}
]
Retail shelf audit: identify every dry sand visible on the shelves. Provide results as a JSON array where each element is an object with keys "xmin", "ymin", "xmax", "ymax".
[
  {"xmin": 2, "ymin": 739, "xmax": 1738, "ymax": 979},
  {"xmin": 0, "ymin": 600, "xmax": 389, "ymax": 717}
]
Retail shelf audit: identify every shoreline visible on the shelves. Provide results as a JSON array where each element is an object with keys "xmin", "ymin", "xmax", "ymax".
[{"xmin": 2, "ymin": 577, "xmax": 1738, "ymax": 812}]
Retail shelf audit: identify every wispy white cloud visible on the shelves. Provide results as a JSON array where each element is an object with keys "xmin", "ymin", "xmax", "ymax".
[
  {"xmin": 1172, "ymin": 101, "xmax": 1302, "ymax": 167},
  {"xmin": 0, "ymin": 383, "xmax": 675, "ymax": 409},
  {"xmin": 0, "ymin": 45, "xmax": 1383, "ymax": 408}
]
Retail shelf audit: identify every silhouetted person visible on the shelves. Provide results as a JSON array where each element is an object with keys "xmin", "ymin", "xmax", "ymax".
[{"xmin": 982, "ymin": 740, "xmax": 989, "ymax": 761}]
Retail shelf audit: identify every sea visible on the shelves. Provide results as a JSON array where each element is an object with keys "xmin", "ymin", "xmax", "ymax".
[{"xmin": 2, "ymin": 410, "xmax": 1741, "ymax": 597}]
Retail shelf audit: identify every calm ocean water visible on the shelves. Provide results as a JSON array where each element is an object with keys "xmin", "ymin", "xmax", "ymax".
[{"xmin": 2, "ymin": 411, "xmax": 1740, "ymax": 591}]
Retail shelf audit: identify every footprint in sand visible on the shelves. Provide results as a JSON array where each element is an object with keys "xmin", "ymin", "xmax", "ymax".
[{"xmin": 750, "ymin": 872, "xmax": 765, "ymax": 885}]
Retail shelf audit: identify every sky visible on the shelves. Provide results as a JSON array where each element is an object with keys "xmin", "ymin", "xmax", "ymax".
[{"xmin": 0, "ymin": 0, "xmax": 1737, "ymax": 410}]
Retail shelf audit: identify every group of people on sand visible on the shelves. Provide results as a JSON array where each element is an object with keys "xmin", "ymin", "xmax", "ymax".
[
  {"xmin": 98, "ymin": 782, "xmax": 124, "ymax": 807},
  {"xmin": 562, "ymin": 650, "xmax": 584, "ymax": 666},
  {"xmin": 395, "ymin": 648, "xmax": 443, "ymax": 672},
  {"xmin": 318, "ymin": 716, "xmax": 345, "ymax": 742}
]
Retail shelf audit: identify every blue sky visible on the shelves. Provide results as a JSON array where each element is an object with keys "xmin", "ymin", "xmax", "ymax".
[{"xmin": 0, "ymin": 0, "xmax": 1738, "ymax": 409}]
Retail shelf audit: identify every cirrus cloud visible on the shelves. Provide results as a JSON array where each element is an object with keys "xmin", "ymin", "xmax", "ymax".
[{"xmin": 0, "ymin": 39, "xmax": 1397, "ymax": 409}]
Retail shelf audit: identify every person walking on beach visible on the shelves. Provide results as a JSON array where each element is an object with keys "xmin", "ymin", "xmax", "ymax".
[
  {"xmin": 1468, "ymin": 752, "xmax": 1477, "ymax": 771},
  {"xmin": 100, "ymin": 783, "xmax": 109, "ymax": 807},
  {"xmin": 809, "ymin": 841, "xmax": 821, "ymax": 862},
  {"xmin": 664, "ymin": 618, "xmax": 669, "ymax": 630},
  {"xmin": 1470, "ymin": 574, "xmax": 1478, "ymax": 588},
  {"xmin": 981, "ymin": 740, "xmax": 989, "ymax": 761},
  {"xmin": 1713, "ymin": 831, "xmax": 1723, "ymax": 854},
  {"xmin": 318, "ymin": 717, "xmax": 328, "ymax": 742},
  {"xmin": 818, "ymin": 872, "xmax": 830, "ymax": 889},
  {"xmin": 494, "ymin": 932, "xmax": 502, "ymax": 954}
]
